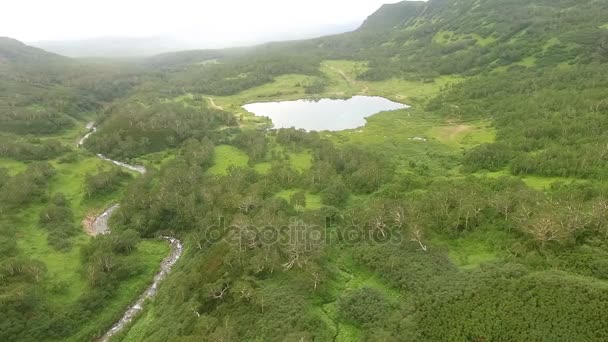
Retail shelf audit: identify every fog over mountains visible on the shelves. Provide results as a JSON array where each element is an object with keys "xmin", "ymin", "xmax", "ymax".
[{"xmin": 30, "ymin": 23, "xmax": 361, "ymax": 58}]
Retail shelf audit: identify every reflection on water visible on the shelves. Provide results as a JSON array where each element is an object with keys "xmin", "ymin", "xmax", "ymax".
[{"xmin": 243, "ymin": 96, "xmax": 409, "ymax": 131}]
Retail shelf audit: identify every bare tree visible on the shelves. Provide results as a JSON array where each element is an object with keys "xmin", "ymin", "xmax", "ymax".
[
  {"xmin": 592, "ymin": 199, "xmax": 608, "ymax": 237},
  {"xmin": 211, "ymin": 283, "xmax": 230, "ymax": 300},
  {"xmin": 410, "ymin": 228, "xmax": 428, "ymax": 252},
  {"xmin": 524, "ymin": 216, "xmax": 562, "ymax": 248},
  {"xmin": 370, "ymin": 215, "xmax": 387, "ymax": 238}
]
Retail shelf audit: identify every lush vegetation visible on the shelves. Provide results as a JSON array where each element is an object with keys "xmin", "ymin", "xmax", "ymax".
[{"xmin": 2, "ymin": 0, "xmax": 608, "ymax": 341}]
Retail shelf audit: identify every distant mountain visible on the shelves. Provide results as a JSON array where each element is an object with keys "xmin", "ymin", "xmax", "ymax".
[
  {"xmin": 0, "ymin": 38, "xmax": 140, "ymax": 135},
  {"xmin": 0, "ymin": 36, "xmax": 74, "ymax": 81},
  {"xmin": 29, "ymin": 22, "xmax": 361, "ymax": 58},
  {"xmin": 358, "ymin": 1, "xmax": 426, "ymax": 31},
  {"xmin": 31, "ymin": 36, "xmax": 190, "ymax": 58},
  {"xmin": 0, "ymin": 37, "xmax": 66, "ymax": 63}
]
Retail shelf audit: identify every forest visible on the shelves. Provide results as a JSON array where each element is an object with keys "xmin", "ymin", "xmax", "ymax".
[{"xmin": 2, "ymin": 0, "xmax": 608, "ymax": 341}]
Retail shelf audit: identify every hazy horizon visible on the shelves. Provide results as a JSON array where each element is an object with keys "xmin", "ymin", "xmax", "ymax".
[
  {"xmin": 2, "ymin": 1, "xmax": 407, "ymax": 45},
  {"xmin": 24, "ymin": 21, "xmax": 361, "ymax": 57}
]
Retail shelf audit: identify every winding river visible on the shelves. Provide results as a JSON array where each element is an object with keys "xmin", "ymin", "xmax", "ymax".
[
  {"xmin": 78, "ymin": 122, "xmax": 183, "ymax": 341},
  {"xmin": 99, "ymin": 233, "xmax": 183, "ymax": 342},
  {"xmin": 77, "ymin": 122, "xmax": 146, "ymax": 174}
]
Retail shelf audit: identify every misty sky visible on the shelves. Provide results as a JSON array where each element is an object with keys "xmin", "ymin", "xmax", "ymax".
[{"xmin": 2, "ymin": 0, "xmax": 405, "ymax": 44}]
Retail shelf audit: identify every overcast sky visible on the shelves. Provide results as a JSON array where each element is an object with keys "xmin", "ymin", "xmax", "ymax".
[{"xmin": 1, "ymin": 0, "xmax": 405, "ymax": 44}]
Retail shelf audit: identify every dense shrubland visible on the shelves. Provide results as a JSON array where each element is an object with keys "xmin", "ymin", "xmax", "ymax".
[
  {"xmin": 0, "ymin": 162, "xmax": 55, "ymax": 206},
  {"xmin": 84, "ymin": 166, "xmax": 132, "ymax": 198},
  {"xmin": 0, "ymin": 160, "xmax": 158, "ymax": 341},
  {"xmin": 2, "ymin": 0, "xmax": 608, "ymax": 340},
  {"xmin": 84, "ymin": 96, "xmax": 236, "ymax": 159},
  {"xmin": 105, "ymin": 128, "xmax": 608, "ymax": 340},
  {"xmin": 167, "ymin": 55, "xmax": 322, "ymax": 96},
  {"xmin": 0, "ymin": 136, "xmax": 68, "ymax": 161},
  {"xmin": 39, "ymin": 193, "xmax": 77, "ymax": 250},
  {"xmin": 431, "ymin": 65, "xmax": 608, "ymax": 179}
]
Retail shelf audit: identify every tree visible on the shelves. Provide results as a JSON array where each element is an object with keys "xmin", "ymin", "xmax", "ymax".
[
  {"xmin": 112, "ymin": 229, "xmax": 140, "ymax": 254},
  {"xmin": 321, "ymin": 178, "xmax": 350, "ymax": 207},
  {"xmin": 337, "ymin": 288, "xmax": 391, "ymax": 325},
  {"xmin": 289, "ymin": 191, "xmax": 307, "ymax": 209},
  {"xmin": 39, "ymin": 192, "xmax": 76, "ymax": 250}
]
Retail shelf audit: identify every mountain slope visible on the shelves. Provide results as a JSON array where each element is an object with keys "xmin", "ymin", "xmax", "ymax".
[
  {"xmin": 358, "ymin": 1, "xmax": 426, "ymax": 31},
  {"xmin": 4, "ymin": 1, "xmax": 608, "ymax": 341},
  {"xmin": 101, "ymin": 1, "xmax": 608, "ymax": 341},
  {"xmin": 0, "ymin": 36, "xmax": 73, "ymax": 81},
  {"xmin": 0, "ymin": 38, "xmax": 140, "ymax": 134},
  {"xmin": 144, "ymin": 0, "xmax": 608, "ymax": 89}
]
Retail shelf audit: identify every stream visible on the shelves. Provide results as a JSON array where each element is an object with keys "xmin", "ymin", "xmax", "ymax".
[
  {"xmin": 98, "ymin": 234, "xmax": 183, "ymax": 342},
  {"xmin": 77, "ymin": 122, "xmax": 146, "ymax": 174},
  {"xmin": 78, "ymin": 122, "xmax": 183, "ymax": 341}
]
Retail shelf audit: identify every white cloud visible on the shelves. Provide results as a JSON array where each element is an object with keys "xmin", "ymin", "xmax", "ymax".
[{"xmin": 1, "ymin": 0, "xmax": 408, "ymax": 42}]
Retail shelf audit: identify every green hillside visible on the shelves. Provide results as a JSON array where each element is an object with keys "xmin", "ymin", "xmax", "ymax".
[{"xmin": 2, "ymin": 0, "xmax": 608, "ymax": 341}]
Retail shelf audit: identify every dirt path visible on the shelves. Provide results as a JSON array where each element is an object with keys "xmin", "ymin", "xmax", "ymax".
[
  {"xmin": 328, "ymin": 65, "xmax": 369, "ymax": 94},
  {"xmin": 205, "ymin": 96, "xmax": 224, "ymax": 110},
  {"xmin": 329, "ymin": 66, "xmax": 356, "ymax": 86},
  {"xmin": 443, "ymin": 124, "xmax": 473, "ymax": 141}
]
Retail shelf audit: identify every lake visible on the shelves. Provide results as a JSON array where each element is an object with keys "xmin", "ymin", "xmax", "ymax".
[{"xmin": 242, "ymin": 96, "xmax": 409, "ymax": 131}]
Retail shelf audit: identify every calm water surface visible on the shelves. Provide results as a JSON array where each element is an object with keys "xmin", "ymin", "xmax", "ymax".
[{"xmin": 242, "ymin": 96, "xmax": 409, "ymax": 131}]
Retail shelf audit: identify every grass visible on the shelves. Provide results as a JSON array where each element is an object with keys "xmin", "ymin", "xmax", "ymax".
[
  {"xmin": 433, "ymin": 30, "xmax": 456, "ymax": 44},
  {"xmin": 433, "ymin": 30, "xmax": 496, "ymax": 46},
  {"xmin": 253, "ymin": 145, "xmax": 312, "ymax": 174},
  {"xmin": 427, "ymin": 120, "xmax": 496, "ymax": 149},
  {"xmin": 119, "ymin": 303, "xmax": 156, "ymax": 342},
  {"xmin": 2, "ymin": 121, "xmax": 172, "ymax": 340},
  {"xmin": 14, "ymin": 208, "xmax": 89, "ymax": 304},
  {"xmin": 287, "ymin": 151, "xmax": 312, "ymax": 171},
  {"xmin": 207, "ymin": 144, "xmax": 312, "ymax": 176},
  {"xmin": 326, "ymin": 108, "xmax": 464, "ymax": 174},
  {"xmin": 210, "ymin": 74, "xmax": 319, "ymax": 128},
  {"xmin": 9, "ymin": 148, "xmax": 154, "ymax": 307},
  {"xmin": 492, "ymin": 55, "xmax": 537, "ymax": 73},
  {"xmin": 461, "ymin": 122, "xmax": 496, "ymax": 146},
  {"xmin": 435, "ymin": 233, "xmax": 506, "ymax": 269},
  {"xmin": 12, "ymin": 153, "xmax": 127, "ymax": 305},
  {"xmin": 517, "ymin": 56, "xmax": 537, "ymax": 67},
  {"xmin": 478, "ymin": 170, "xmax": 588, "ymax": 191},
  {"xmin": 50, "ymin": 155, "xmax": 122, "ymax": 217},
  {"xmin": 476, "ymin": 34, "xmax": 497, "ymax": 46},
  {"xmin": 207, "ymin": 145, "xmax": 249, "ymax": 175},
  {"xmin": 254, "ymin": 162, "xmax": 272, "ymax": 174},
  {"xmin": 321, "ymin": 303, "xmax": 362, "ymax": 342},
  {"xmin": 67, "ymin": 240, "xmax": 170, "ymax": 342},
  {"xmin": 315, "ymin": 248, "xmax": 404, "ymax": 342},
  {"xmin": 201, "ymin": 60, "xmax": 460, "ymax": 127},
  {"xmin": 276, "ymin": 189, "xmax": 322, "ymax": 210},
  {"xmin": 521, "ymin": 175, "xmax": 588, "ymax": 190},
  {"xmin": 336, "ymin": 253, "xmax": 403, "ymax": 303},
  {"xmin": 0, "ymin": 157, "xmax": 27, "ymax": 175},
  {"xmin": 193, "ymin": 59, "xmax": 474, "ymax": 177},
  {"xmin": 543, "ymin": 37, "xmax": 561, "ymax": 51},
  {"xmin": 320, "ymin": 60, "xmax": 461, "ymax": 103},
  {"xmin": 601, "ymin": 23, "xmax": 608, "ymax": 29},
  {"xmin": 38, "ymin": 118, "xmax": 97, "ymax": 147},
  {"xmin": 134, "ymin": 149, "xmax": 176, "ymax": 169},
  {"xmin": 11, "ymin": 156, "xmax": 168, "ymax": 319}
]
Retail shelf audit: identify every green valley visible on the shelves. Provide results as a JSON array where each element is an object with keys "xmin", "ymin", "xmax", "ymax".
[{"xmin": 2, "ymin": 0, "xmax": 608, "ymax": 341}]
